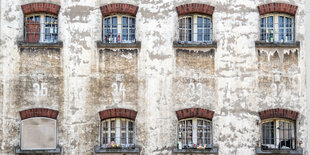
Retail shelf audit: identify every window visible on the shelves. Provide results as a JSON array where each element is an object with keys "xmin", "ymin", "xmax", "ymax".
[
  {"xmin": 21, "ymin": 117, "xmax": 57, "ymax": 150},
  {"xmin": 17, "ymin": 108, "xmax": 60, "ymax": 154},
  {"xmin": 260, "ymin": 14, "xmax": 294, "ymax": 43},
  {"xmin": 177, "ymin": 118, "xmax": 212, "ymax": 149},
  {"xmin": 261, "ymin": 119, "xmax": 296, "ymax": 150},
  {"xmin": 25, "ymin": 14, "xmax": 58, "ymax": 43},
  {"xmin": 103, "ymin": 15, "xmax": 136, "ymax": 43},
  {"xmin": 101, "ymin": 118, "xmax": 135, "ymax": 149},
  {"xmin": 178, "ymin": 15, "xmax": 212, "ymax": 43}
]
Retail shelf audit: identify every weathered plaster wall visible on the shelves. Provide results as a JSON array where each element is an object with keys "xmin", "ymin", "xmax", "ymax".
[{"xmin": 0, "ymin": 0, "xmax": 307, "ymax": 155}]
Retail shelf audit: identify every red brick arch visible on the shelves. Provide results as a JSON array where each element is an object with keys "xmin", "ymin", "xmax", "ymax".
[
  {"xmin": 176, "ymin": 108, "xmax": 214, "ymax": 121},
  {"xmin": 257, "ymin": 3, "xmax": 298, "ymax": 16},
  {"xmin": 21, "ymin": 3, "xmax": 61, "ymax": 15},
  {"xmin": 258, "ymin": 108, "xmax": 299, "ymax": 121},
  {"xmin": 100, "ymin": 3, "xmax": 139, "ymax": 17},
  {"xmin": 19, "ymin": 108, "xmax": 59, "ymax": 120},
  {"xmin": 99, "ymin": 108, "xmax": 137, "ymax": 121},
  {"xmin": 176, "ymin": 3, "xmax": 215, "ymax": 17}
]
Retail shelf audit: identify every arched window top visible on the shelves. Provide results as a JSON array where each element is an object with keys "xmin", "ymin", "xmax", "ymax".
[
  {"xmin": 176, "ymin": 3, "xmax": 215, "ymax": 17},
  {"xmin": 21, "ymin": 3, "xmax": 61, "ymax": 16},
  {"xmin": 19, "ymin": 108, "xmax": 59, "ymax": 120},
  {"xmin": 100, "ymin": 3, "xmax": 139, "ymax": 17},
  {"xmin": 176, "ymin": 108, "xmax": 214, "ymax": 121},
  {"xmin": 257, "ymin": 3, "xmax": 298, "ymax": 16},
  {"xmin": 99, "ymin": 108, "xmax": 137, "ymax": 121},
  {"xmin": 258, "ymin": 108, "xmax": 299, "ymax": 121}
]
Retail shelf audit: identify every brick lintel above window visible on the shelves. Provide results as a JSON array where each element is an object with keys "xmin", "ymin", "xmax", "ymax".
[
  {"xmin": 100, "ymin": 3, "xmax": 139, "ymax": 17},
  {"xmin": 21, "ymin": 3, "xmax": 61, "ymax": 15},
  {"xmin": 176, "ymin": 3, "xmax": 215, "ymax": 16},
  {"xmin": 257, "ymin": 3, "xmax": 298, "ymax": 16}
]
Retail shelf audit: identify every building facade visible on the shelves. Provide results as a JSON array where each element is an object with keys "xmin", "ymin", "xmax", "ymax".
[{"xmin": 0, "ymin": 0, "xmax": 308, "ymax": 155}]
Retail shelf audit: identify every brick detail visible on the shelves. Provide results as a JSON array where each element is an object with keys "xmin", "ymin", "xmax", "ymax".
[
  {"xmin": 176, "ymin": 3, "xmax": 215, "ymax": 16},
  {"xmin": 19, "ymin": 108, "xmax": 59, "ymax": 120},
  {"xmin": 99, "ymin": 108, "xmax": 137, "ymax": 121},
  {"xmin": 259, "ymin": 108, "xmax": 299, "ymax": 121},
  {"xmin": 21, "ymin": 3, "xmax": 61, "ymax": 15},
  {"xmin": 257, "ymin": 3, "xmax": 298, "ymax": 16},
  {"xmin": 176, "ymin": 108, "xmax": 214, "ymax": 120},
  {"xmin": 100, "ymin": 3, "xmax": 139, "ymax": 17}
]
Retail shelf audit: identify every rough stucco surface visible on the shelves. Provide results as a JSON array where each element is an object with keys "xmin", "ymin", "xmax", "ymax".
[{"xmin": 0, "ymin": 0, "xmax": 307, "ymax": 155}]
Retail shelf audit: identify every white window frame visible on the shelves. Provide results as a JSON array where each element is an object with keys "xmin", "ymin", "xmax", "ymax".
[
  {"xmin": 178, "ymin": 15, "xmax": 213, "ymax": 43},
  {"xmin": 177, "ymin": 118, "xmax": 212, "ymax": 149},
  {"xmin": 100, "ymin": 118, "xmax": 136, "ymax": 148},
  {"xmin": 24, "ymin": 14, "xmax": 58, "ymax": 43},
  {"xmin": 260, "ymin": 13, "xmax": 295, "ymax": 43},
  {"xmin": 261, "ymin": 118, "xmax": 296, "ymax": 150},
  {"xmin": 103, "ymin": 15, "xmax": 136, "ymax": 43}
]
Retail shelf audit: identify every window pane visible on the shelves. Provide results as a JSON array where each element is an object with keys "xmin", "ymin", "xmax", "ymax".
[
  {"xmin": 197, "ymin": 17, "xmax": 202, "ymax": 28},
  {"xmin": 111, "ymin": 120, "xmax": 115, "ymax": 131},
  {"xmin": 122, "ymin": 133, "xmax": 126, "ymax": 144},
  {"xmin": 186, "ymin": 120, "xmax": 192, "ymax": 145},
  {"xmin": 261, "ymin": 17, "xmax": 266, "ymax": 27},
  {"xmin": 122, "ymin": 17, "xmax": 129, "ymax": 41},
  {"xmin": 204, "ymin": 29, "xmax": 210, "ymax": 41},
  {"xmin": 279, "ymin": 29, "xmax": 284, "ymax": 41},
  {"xmin": 279, "ymin": 16, "xmax": 284, "ymax": 27},
  {"xmin": 187, "ymin": 17, "xmax": 192, "ymax": 29},
  {"xmin": 268, "ymin": 16, "xmax": 273, "ymax": 27},
  {"xmin": 180, "ymin": 18, "xmax": 185, "ymax": 29},
  {"xmin": 129, "ymin": 132, "xmax": 134, "ymax": 144},
  {"xmin": 129, "ymin": 121, "xmax": 134, "ymax": 131},
  {"xmin": 286, "ymin": 17, "xmax": 292, "ymax": 27},
  {"xmin": 121, "ymin": 120, "xmax": 126, "ymax": 131},
  {"xmin": 197, "ymin": 120, "xmax": 203, "ymax": 144},
  {"xmin": 111, "ymin": 133, "xmax": 115, "ymax": 142},
  {"xmin": 187, "ymin": 30, "xmax": 192, "ymax": 41},
  {"xmin": 102, "ymin": 121, "xmax": 108, "ymax": 145},
  {"xmin": 262, "ymin": 122, "xmax": 274, "ymax": 145},
  {"xmin": 35, "ymin": 16, "xmax": 40, "ymax": 22},
  {"xmin": 197, "ymin": 29, "xmax": 202, "ymax": 41},
  {"xmin": 205, "ymin": 18, "xmax": 210, "ymax": 28},
  {"xmin": 112, "ymin": 17, "xmax": 117, "ymax": 27},
  {"xmin": 123, "ymin": 17, "xmax": 128, "ymax": 26},
  {"xmin": 278, "ymin": 121, "xmax": 294, "ymax": 150}
]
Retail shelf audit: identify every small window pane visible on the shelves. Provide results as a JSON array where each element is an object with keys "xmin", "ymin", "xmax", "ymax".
[
  {"xmin": 112, "ymin": 17, "xmax": 117, "ymax": 27},
  {"xmin": 111, "ymin": 120, "xmax": 115, "ymax": 131},
  {"xmin": 279, "ymin": 16, "xmax": 284, "ymax": 27},
  {"xmin": 129, "ymin": 121, "xmax": 134, "ymax": 131},
  {"xmin": 198, "ymin": 29, "xmax": 203, "ymax": 41},
  {"xmin": 197, "ymin": 17, "xmax": 203, "ymax": 28},
  {"xmin": 268, "ymin": 16, "xmax": 273, "ymax": 27}
]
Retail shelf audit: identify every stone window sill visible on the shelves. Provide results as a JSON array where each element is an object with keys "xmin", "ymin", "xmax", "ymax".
[
  {"xmin": 255, "ymin": 41, "xmax": 300, "ymax": 48},
  {"xmin": 173, "ymin": 147, "xmax": 218, "ymax": 154},
  {"xmin": 95, "ymin": 146, "xmax": 140, "ymax": 154},
  {"xmin": 15, "ymin": 146, "xmax": 61, "ymax": 154},
  {"xmin": 255, "ymin": 147, "xmax": 303, "ymax": 154},
  {"xmin": 173, "ymin": 41, "xmax": 217, "ymax": 48},
  {"xmin": 97, "ymin": 41, "xmax": 141, "ymax": 48},
  {"xmin": 17, "ymin": 41, "xmax": 63, "ymax": 48}
]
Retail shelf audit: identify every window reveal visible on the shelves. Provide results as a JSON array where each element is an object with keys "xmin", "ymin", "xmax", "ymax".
[
  {"xmin": 25, "ymin": 14, "xmax": 58, "ymax": 43},
  {"xmin": 178, "ymin": 15, "xmax": 212, "ymax": 43},
  {"xmin": 101, "ymin": 118, "xmax": 135, "ymax": 149},
  {"xmin": 260, "ymin": 14, "xmax": 294, "ymax": 43},
  {"xmin": 261, "ymin": 119, "xmax": 296, "ymax": 150},
  {"xmin": 178, "ymin": 118, "xmax": 212, "ymax": 149},
  {"xmin": 103, "ymin": 15, "xmax": 136, "ymax": 43}
]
